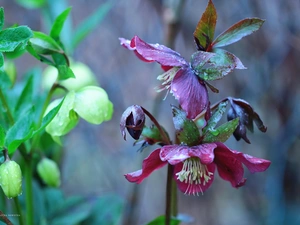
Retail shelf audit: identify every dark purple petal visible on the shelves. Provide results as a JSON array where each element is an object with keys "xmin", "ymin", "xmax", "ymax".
[
  {"xmin": 174, "ymin": 162, "xmax": 216, "ymax": 194},
  {"xmin": 130, "ymin": 36, "xmax": 188, "ymax": 67},
  {"xmin": 124, "ymin": 149, "xmax": 167, "ymax": 184},
  {"xmin": 160, "ymin": 143, "xmax": 217, "ymax": 165},
  {"xmin": 171, "ymin": 67, "xmax": 209, "ymax": 119}
]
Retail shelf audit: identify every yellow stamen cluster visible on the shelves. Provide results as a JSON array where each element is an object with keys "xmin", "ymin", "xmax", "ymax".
[{"xmin": 175, "ymin": 157, "xmax": 213, "ymax": 195}]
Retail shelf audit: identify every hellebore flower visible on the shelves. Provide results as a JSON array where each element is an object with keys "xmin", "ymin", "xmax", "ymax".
[
  {"xmin": 125, "ymin": 142, "xmax": 270, "ymax": 195},
  {"xmin": 227, "ymin": 97, "xmax": 267, "ymax": 144},
  {"xmin": 119, "ymin": 36, "xmax": 210, "ymax": 119}
]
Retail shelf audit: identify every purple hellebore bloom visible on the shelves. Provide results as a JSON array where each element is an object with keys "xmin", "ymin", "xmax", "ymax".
[
  {"xmin": 119, "ymin": 36, "xmax": 209, "ymax": 119},
  {"xmin": 125, "ymin": 142, "xmax": 271, "ymax": 195}
]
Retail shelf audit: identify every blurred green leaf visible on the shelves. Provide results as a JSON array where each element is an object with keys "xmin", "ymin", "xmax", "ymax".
[
  {"xmin": 57, "ymin": 65, "xmax": 75, "ymax": 80},
  {"xmin": 83, "ymin": 194, "xmax": 124, "ymax": 225},
  {"xmin": 73, "ymin": 86, "xmax": 113, "ymax": 124},
  {"xmin": 0, "ymin": 26, "xmax": 32, "ymax": 52},
  {"xmin": 50, "ymin": 7, "xmax": 72, "ymax": 40},
  {"xmin": 15, "ymin": 0, "xmax": 46, "ymax": 9},
  {"xmin": 0, "ymin": 125, "xmax": 5, "ymax": 147},
  {"xmin": 0, "ymin": 52, "xmax": 3, "ymax": 69},
  {"xmin": 212, "ymin": 18, "xmax": 265, "ymax": 48},
  {"xmin": 29, "ymin": 31, "xmax": 63, "ymax": 55},
  {"xmin": 72, "ymin": 2, "xmax": 112, "ymax": 49},
  {"xmin": 26, "ymin": 44, "xmax": 55, "ymax": 66},
  {"xmin": 0, "ymin": 8, "xmax": 4, "ymax": 30},
  {"xmin": 15, "ymin": 74, "xmax": 33, "ymax": 115},
  {"xmin": 203, "ymin": 101, "xmax": 228, "ymax": 133},
  {"xmin": 5, "ymin": 106, "xmax": 35, "ymax": 154},
  {"xmin": 146, "ymin": 215, "xmax": 181, "ymax": 225},
  {"xmin": 193, "ymin": 0, "xmax": 217, "ymax": 50},
  {"xmin": 0, "ymin": 70, "xmax": 12, "ymax": 89},
  {"xmin": 202, "ymin": 118, "xmax": 239, "ymax": 143}
]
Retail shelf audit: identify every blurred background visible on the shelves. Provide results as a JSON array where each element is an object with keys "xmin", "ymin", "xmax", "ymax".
[{"xmin": 1, "ymin": 0, "xmax": 300, "ymax": 224}]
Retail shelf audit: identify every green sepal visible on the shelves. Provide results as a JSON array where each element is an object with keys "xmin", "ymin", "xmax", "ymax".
[
  {"xmin": 172, "ymin": 106, "xmax": 200, "ymax": 146},
  {"xmin": 202, "ymin": 117, "xmax": 239, "ymax": 143}
]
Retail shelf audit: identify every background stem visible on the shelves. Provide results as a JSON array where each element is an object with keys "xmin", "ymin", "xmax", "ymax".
[
  {"xmin": 25, "ymin": 160, "xmax": 33, "ymax": 225},
  {"xmin": 13, "ymin": 197, "xmax": 24, "ymax": 225}
]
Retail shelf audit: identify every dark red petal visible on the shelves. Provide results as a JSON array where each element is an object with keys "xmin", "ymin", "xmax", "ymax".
[
  {"xmin": 214, "ymin": 143, "xmax": 246, "ymax": 188},
  {"xmin": 124, "ymin": 149, "xmax": 167, "ymax": 184},
  {"xmin": 174, "ymin": 163, "xmax": 216, "ymax": 195},
  {"xmin": 130, "ymin": 36, "xmax": 188, "ymax": 67},
  {"xmin": 171, "ymin": 67, "xmax": 209, "ymax": 119}
]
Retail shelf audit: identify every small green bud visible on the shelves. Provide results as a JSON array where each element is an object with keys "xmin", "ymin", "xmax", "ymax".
[
  {"xmin": 0, "ymin": 160, "xmax": 22, "ymax": 198},
  {"xmin": 37, "ymin": 158, "xmax": 61, "ymax": 187}
]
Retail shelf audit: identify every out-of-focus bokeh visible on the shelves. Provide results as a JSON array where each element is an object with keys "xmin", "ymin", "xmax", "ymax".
[{"xmin": 2, "ymin": 0, "xmax": 300, "ymax": 224}]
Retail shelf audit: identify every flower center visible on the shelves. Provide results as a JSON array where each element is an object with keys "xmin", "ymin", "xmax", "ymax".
[
  {"xmin": 156, "ymin": 67, "xmax": 179, "ymax": 95},
  {"xmin": 175, "ymin": 158, "xmax": 213, "ymax": 195}
]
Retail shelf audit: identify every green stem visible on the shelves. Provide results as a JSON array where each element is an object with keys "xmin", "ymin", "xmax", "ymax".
[
  {"xmin": 0, "ymin": 189, "xmax": 6, "ymax": 212},
  {"xmin": 25, "ymin": 159, "xmax": 33, "ymax": 225},
  {"xmin": 0, "ymin": 89, "xmax": 14, "ymax": 126},
  {"xmin": 13, "ymin": 197, "xmax": 24, "ymax": 225},
  {"xmin": 165, "ymin": 164, "xmax": 176, "ymax": 225}
]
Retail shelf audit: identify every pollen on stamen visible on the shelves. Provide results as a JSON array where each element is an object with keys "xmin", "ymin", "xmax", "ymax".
[{"xmin": 176, "ymin": 158, "xmax": 213, "ymax": 195}]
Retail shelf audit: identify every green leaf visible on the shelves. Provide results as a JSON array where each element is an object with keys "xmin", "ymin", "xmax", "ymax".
[
  {"xmin": 73, "ymin": 86, "xmax": 113, "ymax": 124},
  {"xmin": 26, "ymin": 44, "xmax": 55, "ymax": 66},
  {"xmin": 45, "ymin": 92, "xmax": 79, "ymax": 137},
  {"xmin": 50, "ymin": 7, "xmax": 72, "ymax": 40},
  {"xmin": 146, "ymin": 215, "xmax": 181, "ymax": 225},
  {"xmin": 193, "ymin": 0, "xmax": 217, "ymax": 50},
  {"xmin": 196, "ymin": 49, "xmax": 245, "ymax": 81},
  {"xmin": 5, "ymin": 106, "xmax": 35, "ymax": 154},
  {"xmin": 72, "ymin": 2, "xmax": 112, "ymax": 49},
  {"xmin": 212, "ymin": 18, "xmax": 265, "ymax": 48},
  {"xmin": 15, "ymin": 0, "xmax": 46, "ymax": 9},
  {"xmin": 0, "ymin": 8, "xmax": 4, "ymax": 30},
  {"xmin": 172, "ymin": 106, "xmax": 200, "ymax": 146},
  {"xmin": 0, "ymin": 125, "xmax": 5, "ymax": 147},
  {"xmin": 203, "ymin": 101, "xmax": 228, "ymax": 133},
  {"xmin": 15, "ymin": 74, "xmax": 34, "ymax": 115},
  {"xmin": 29, "ymin": 31, "xmax": 63, "ymax": 55},
  {"xmin": 0, "ymin": 26, "xmax": 32, "ymax": 52},
  {"xmin": 202, "ymin": 118, "xmax": 239, "ymax": 143},
  {"xmin": 33, "ymin": 98, "xmax": 64, "ymax": 136}
]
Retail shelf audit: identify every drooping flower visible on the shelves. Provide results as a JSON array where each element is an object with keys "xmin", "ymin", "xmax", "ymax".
[
  {"xmin": 119, "ymin": 36, "xmax": 210, "ymax": 119},
  {"xmin": 125, "ymin": 142, "xmax": 270, "ymax": 195}
]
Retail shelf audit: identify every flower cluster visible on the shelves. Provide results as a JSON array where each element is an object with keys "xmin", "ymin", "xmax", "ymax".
[{"xmin": 119, "ymin": 0, "xmax": 270, "ymax": 195}]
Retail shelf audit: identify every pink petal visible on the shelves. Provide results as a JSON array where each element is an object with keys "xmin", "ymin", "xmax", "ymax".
[
  {"xmin": 171, "ymin": 67, "xmax": 209, "ymax": 119},
  {"xmin": 129, "ymin": 36, "xmax": 188, "ymax": 67},
  {"xmin": 124, "ymin": 149, "xmax": 167, "ymax": 184},
  {"xmin": 174, "ymin": 163, "xmax": 216, "ymax": 195},
  {"xmin": 214, "ymin": 143, "xmax": 246, "ymax": 188}
]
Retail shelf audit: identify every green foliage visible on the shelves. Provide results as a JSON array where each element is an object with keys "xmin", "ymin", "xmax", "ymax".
[
  {"xmin": 15, "ymin": 0, "xmax": 46, "ymax": 9},
  {"xmin": 50, "ymin": 7, "xmax": 72, "ymax": 40},
  {"xmin": 146, "ymin": 215, "xmax": 181, "ymax": 225},
  {"xmin": 0, "ymin": 8, "xmax": 4, "ymax": 30},
  {"xmin": 0, "ymin": 125, "xmax": 5, "ymax": 147},
  {"xmin": 203, "ymin": 101, "xmax": 228, "ymax": 133},
  {"xmin": 29, "ymin": 31, "xmax": 63, "ymax": 55}
]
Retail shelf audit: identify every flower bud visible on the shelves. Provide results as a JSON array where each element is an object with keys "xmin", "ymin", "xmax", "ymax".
[
  {"xmin": 227, "ymin": 97, "xmax": 267, "ymax": 144},
  {"xmin": 0, "ymin": 160, "xmax": 22, "ymax": 198},
  {"xmin": 37, "ymin": 158, "xmax": 61, "ymax": 187},
  {"xmin": 120, "ymin": 105, "xmax": 145, "ymax": 140}
]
